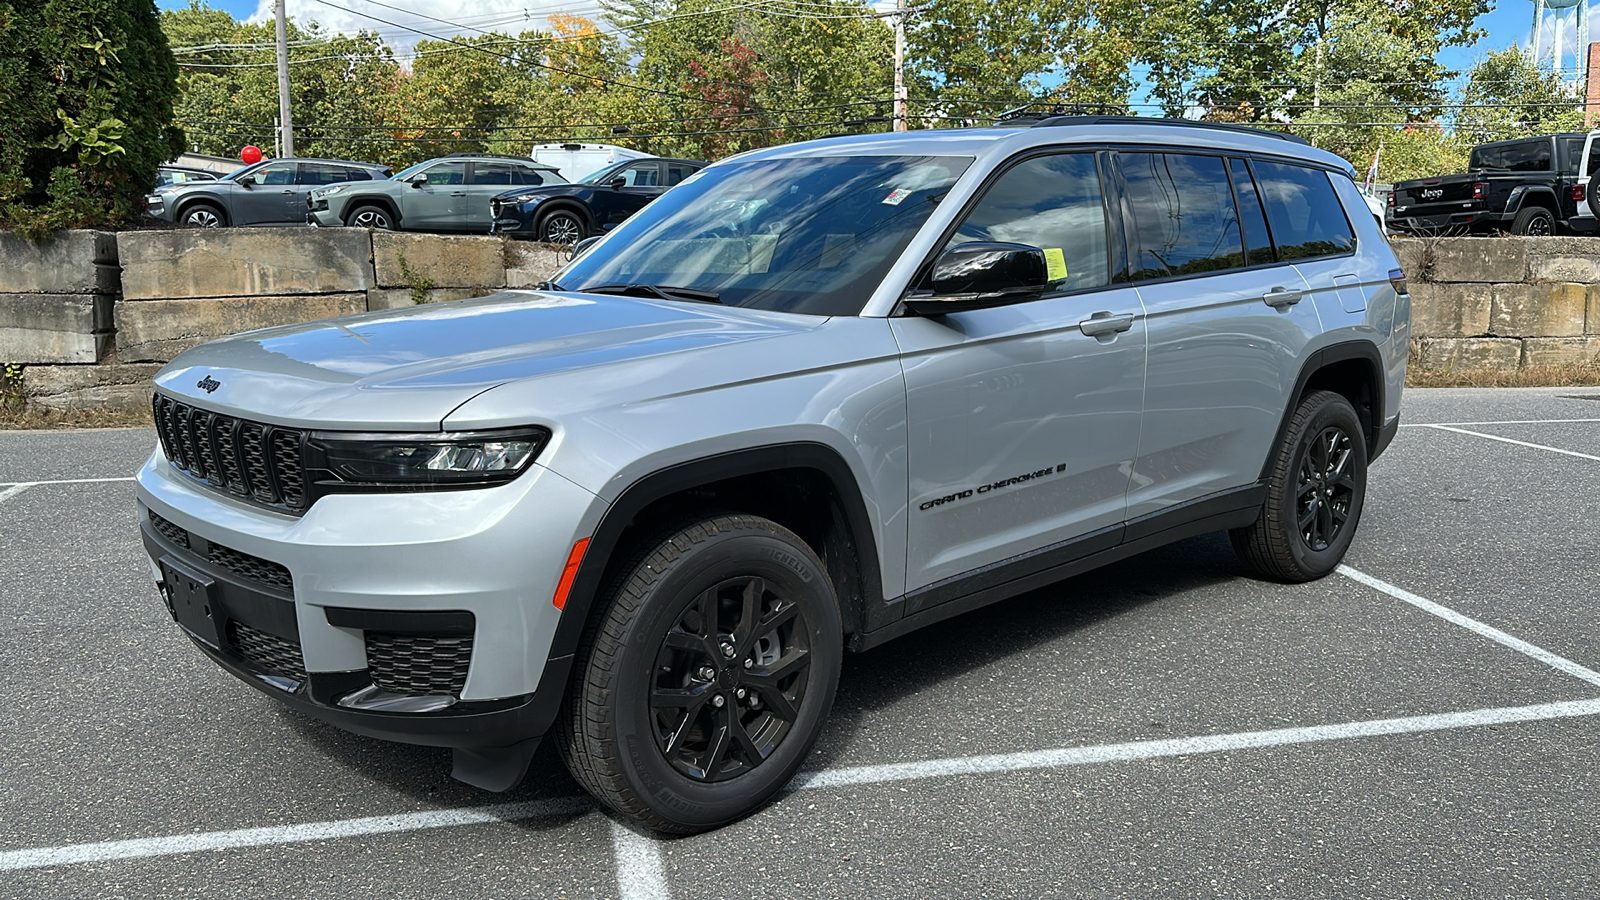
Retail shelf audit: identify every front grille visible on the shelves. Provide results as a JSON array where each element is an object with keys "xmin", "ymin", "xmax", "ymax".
[
  {"xmin": 153, "ymin": 394, "xmax": 309, "ymax": 513},
  {"xmin": 148, "ymin": 510, "xmax": 189, "ymax": 548},
  {"xmin": 366, "ymin": 633, "xmax": 473, "ymax": 697},
  {"xmin": 228, "ymin": 620, "xmax": 306, "ymax": 680},
  {"xmin": 208, "ymin": 543, "xmax": 294, "ymax": 594}
]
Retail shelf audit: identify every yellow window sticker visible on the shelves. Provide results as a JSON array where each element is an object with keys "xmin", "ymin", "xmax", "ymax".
[{"xmin": 1043, "ymin": 247, "xmax": 1068, "ymax": 281}]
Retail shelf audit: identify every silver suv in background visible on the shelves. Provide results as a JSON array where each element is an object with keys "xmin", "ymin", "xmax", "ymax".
[
  {"xmin": 307, "ymin": 154, "xmax": 566, "ymax": 231},
  {"xmin": 136, "ymin": 117, "xmax": 1409, "ymax": 834},
  {"xmin": 146, "ymin": 158, "xmax": 391, "ymax": 227}
]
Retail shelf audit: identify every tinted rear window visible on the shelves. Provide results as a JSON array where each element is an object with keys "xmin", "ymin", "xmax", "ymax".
[
  {"xmin": 1251, "ymin": 161, "xmax": 1355, "ymax": 261},
  {"xmin": 1122, "ymin": 152, "xmax": 1245, "ymax": 279},
  {"xmin": 1471, "ymin": 140, "xmax": 1553, "ymax": 172}
]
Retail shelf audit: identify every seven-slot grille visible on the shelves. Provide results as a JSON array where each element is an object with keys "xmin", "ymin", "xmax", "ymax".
[
  {"xmin": 366, "ymin": 633, "xmax": 474, "ymax": 697},
  {"xmin": 152, "ymin": 394, "xmax": 308, "ymax": 511}
]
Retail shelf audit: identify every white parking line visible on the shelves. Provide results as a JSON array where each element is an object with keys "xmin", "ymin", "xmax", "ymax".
[
  {"xmin": 9, "ymin": 696, "xmax": 1600, "ymax": 874},
  {"xmin": 0, "ymin": 484, "xmax": 29, "ymax": 504},
  {"xmin": 611, "ymin": 821, "xmax": 672, "ymax": 900},
  {"xmin": 0, "ymin": 797, "xmax": 591, "ymax": 873},
  {"xmin": 788, "ymin": 698, "xmax": 1600, "ymax": 792},
  {"xmin": 1338, "ymin": 565, "xmax": 1600, "ymax": 689},
  {"xmin": 1413, "ymin": 424, "xmax": 1600, "ymax": 463},
  {"xmin": 1400, "ymin": 418, "xmax": 1600, "ymax": 427},
  {"xmin": 0, "ymin": 476, "xmax": 136, "ymax": 487}
]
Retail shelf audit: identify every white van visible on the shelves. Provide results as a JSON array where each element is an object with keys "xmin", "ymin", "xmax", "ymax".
[{"xmin": 529, "ymin": 143, "xmax": 650, "ymax": 182}]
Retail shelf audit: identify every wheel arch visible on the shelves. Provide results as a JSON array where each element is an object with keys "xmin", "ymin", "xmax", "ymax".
[
  {"xmin": 1505, "ymin": 185, "xmax": 1559, "ymax": 217},
  {"xmin": 550, "ymin": 442, "xmax": 883, "ymax": 664},
  {"xmin": 1261, "ymin": 340, "xmax": 1386, "ymax": 482},
  {"xmin": 538, "ymin": 201, "xmax": 594, "ymax": 232},
  {"xmin": 174, "ymin": 195, "xmax": 227, "ymax": 224},
  {"xmin": 343, "ymin": 195, "xmax": 402, "ymax": 225}
]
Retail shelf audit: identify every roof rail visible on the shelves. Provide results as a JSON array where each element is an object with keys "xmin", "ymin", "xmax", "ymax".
[{"xmin": 992, "ymin": 105, "xmax": 1310, "ymax": 146}]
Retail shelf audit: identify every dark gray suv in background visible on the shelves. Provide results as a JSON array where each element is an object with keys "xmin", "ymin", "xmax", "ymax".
[
  {"xmin": 137, "ymin": 116, "xmax": 1410, "ymax": 835},
  {"xmin": 146, "ymin": 157, "xmax": 391, "ymax": 227}
]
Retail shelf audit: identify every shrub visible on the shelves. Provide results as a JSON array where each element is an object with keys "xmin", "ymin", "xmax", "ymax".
[{"xmin": 0, "ymin": 0, "xmax": 184, "ymax": 238}]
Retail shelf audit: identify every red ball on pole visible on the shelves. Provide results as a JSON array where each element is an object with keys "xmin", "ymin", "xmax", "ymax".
[{"xmin": 240, "ymin": 145, "xmax": 263, "ymax": 165}]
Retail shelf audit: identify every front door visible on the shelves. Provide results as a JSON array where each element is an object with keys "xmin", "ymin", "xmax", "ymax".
[
  {"xmin": 893, "ymin": 151, "xmax": 1146, "ymax": 604},
  {"xmin": 401, "ymin": 161, "xmax": 469, "ymax": 230},
  {"xmin": 595, "ymin": 161, "xmax": 665, "ymax": 228},
  {"xmin": 232, "ymin": 161, "xmax": 300, "ymax": 224}
]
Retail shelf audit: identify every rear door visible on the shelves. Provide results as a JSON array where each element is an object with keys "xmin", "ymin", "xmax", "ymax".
[
  {"xmin": 464, "ymin": 161, "xmax": 523, "ymax": 231},
  {"xmin": 893, "ymin": 150, "xmax": 1146, "ymax": 600},
  {"xmin": 1121, "ymin": 152, "xmax": 1325, "ymax": 520}
]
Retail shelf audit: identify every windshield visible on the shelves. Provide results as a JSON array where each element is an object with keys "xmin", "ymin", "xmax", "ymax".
[
  {"xmin": 391, "ymin": 161, "xmax": 430, "ymax": 181},
  {"xmin": 557, "ymin": 154, "xmax": 971, "ymax": 316},
  {"xmin": 579, "ymin": 159, "xmax": 637, "ymax": 184},
  {"xmin": 221, "ymin": 161, "xmax": 268, "ymax": 182}
]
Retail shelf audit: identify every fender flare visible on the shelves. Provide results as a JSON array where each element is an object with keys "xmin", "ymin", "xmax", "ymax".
[
  {"xmin": 342, "ymin": 195, "xmax": 402, "ymax": 226},
  {"xmin": 1504, "ymin": 185, "xmax": 1558, "ymax": 217},
  {"xmin": 1258, "ymin": 340, "xmax": 1386, "ymax": 482}
]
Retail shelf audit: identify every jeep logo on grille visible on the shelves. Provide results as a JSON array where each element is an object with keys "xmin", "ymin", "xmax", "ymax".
[
  {"xmin": 196, "ymin": 376, "xmax": 222, "ymax": 394},
  {"xmin": 1420, "ymin": 189, "xmax": 1443, "ymax": 199}
]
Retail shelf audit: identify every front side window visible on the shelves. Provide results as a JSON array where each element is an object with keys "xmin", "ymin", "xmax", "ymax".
[
  {"xmin": 1251, "ymin": 160, "xmax": 1356, "ymax": 261},
  {"xmin": 940, "ymin": 152, "xmax": 1108, "ymax": 293},
  {"xmin": 255, "ymin": 163, "xmax": 297, "ymax": 186},
  {"xmin": 558, "ymin": 155, "xmax": 971, "ymax": 317},
  {"xmin": 1122, "ymin": 152, "xmax": 1244, "ymax": 280},
  {"xmin": 616, "ymin": 163, "xmax": 660, "ymax": 187},
  {"xmin": 420, "ymin": 161, "xmax": 467, "ymax": 185}
]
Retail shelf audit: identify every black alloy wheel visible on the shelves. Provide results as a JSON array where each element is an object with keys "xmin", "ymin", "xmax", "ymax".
[
  {"xmin": 1296, "ymin": 425, "xmax": 1357, "ymax": 552},
  {"xmin": 1511, "ymin": 206, "xmax": 1554, "ymax": 236},
  {"xmin": 1231, "ymin": 389, "xmax": 1368, "ymax": 582},
  {"xmin": 651, "ymin": 574, "xmax": 813, "ymax": 782},
  {"xmin": 557, "ymin": 513, "xmax": 842, "ymax": 834}
]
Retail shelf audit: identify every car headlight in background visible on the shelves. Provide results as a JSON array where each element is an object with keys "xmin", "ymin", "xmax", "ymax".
[
  {"xmin": 305, "ymin": 427, "xmax": 550, "ymax": 492},
  {"xmin": 500, "ymin": 193, "xmax": 542, "ymax": 206},
  {"xmin": 313, "ymin": 185, "xmax": 349, "ymax": 198}
]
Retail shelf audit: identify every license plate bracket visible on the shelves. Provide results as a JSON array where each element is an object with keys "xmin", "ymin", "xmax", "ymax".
[{"xmin": 160, "ymin": 557, "xmax": 223, "ymax": 649}]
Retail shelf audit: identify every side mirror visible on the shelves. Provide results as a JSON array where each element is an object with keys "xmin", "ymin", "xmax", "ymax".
[
  {"xmin": 410, "ymin": 174, "xmax": 428, "ymax": 188},
  {"xmin": 237, "ymin": 174, "xmax": 256, "ymax": 188},
  {"xmin": 903, "ymin": 242, "xmax": 1050, "ymax": 315},
  {"xmin": 569, "ymin": 235, "xmax": 603, "ymax": 261},
  {"xmin": 609, "ymin": 177, "xmax": 627, "ymax": 190}
]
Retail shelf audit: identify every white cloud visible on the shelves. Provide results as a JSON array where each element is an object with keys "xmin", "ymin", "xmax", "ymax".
[{"xmin": 249, "ymin": 0, "xmax": 611, "ymax": 55}]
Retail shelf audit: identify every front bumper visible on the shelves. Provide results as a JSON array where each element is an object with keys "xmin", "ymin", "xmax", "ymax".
[
  {"xmin": 135, "ymin": 443, "xmax": 603, "ymax": 756},
  {"xmin": 488, "ymin": 199, "xmax": 537, "ymax": 235}
]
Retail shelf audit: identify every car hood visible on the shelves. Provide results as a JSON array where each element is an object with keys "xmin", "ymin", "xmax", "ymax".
[
  {"xmin": 492, "ymin": 184, "xmax": 585, "ymax": 202},
  {"xmin": 153, "ymin": 290, "xmax": 826, "ymax": 430}
]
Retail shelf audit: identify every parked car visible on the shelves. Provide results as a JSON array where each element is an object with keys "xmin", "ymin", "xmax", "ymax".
[
  {"xmin": 136, "ymin": 116, "xmax": 1408, "ymax": 834},
  {"xmin": 146, "ymin": 158, "xmax": 391, "ymax": 227},
  {"xmin": 307, "ymin": 154, "xmax": 565, "ymax": 232},
  {"xmin": 489, "ymin": 156, "xmax": 707, "ymax": 243},
  {"xmin": 155, "ymin": 165, "xmax": 219, "ymax": 189},
  {"xmin": 530, "ymin": 141, "xmax": 652, "ymax": 182},
  {"xmin": 1388, "ymin": 132, "xmax": 1597, "ymax": 236}
]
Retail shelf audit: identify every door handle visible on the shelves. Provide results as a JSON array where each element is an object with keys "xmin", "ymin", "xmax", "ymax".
[
  {"xmin": 1078, "ymin": 311, "xmax": 1135, "ymax": 337},
  {"xmin": 449, "ymin": 191, "xmax": 468, "ymax": 196},
  {"xmin": 279, "ymin": 189, "xmax": 295, "ymax": 194},
  {"xmin": 1262, "ymin": 287, "xmax": 1303, "ymax": 308}
]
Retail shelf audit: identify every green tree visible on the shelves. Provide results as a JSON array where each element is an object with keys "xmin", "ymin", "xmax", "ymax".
[
  {"xmin": 1, "ymin": 0, "xmax": 183, "ymax": 236},
  {"xmin": 1454, "ymin": 48, "xmax": 1585, "ymax": 145}
]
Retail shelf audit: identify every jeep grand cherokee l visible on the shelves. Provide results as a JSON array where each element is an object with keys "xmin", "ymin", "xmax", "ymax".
[{"xmin": 136, "ymin": 116, "xmax": 1409, "ymax": 834}]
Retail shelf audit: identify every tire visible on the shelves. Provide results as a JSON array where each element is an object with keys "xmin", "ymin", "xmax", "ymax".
[
  {"xmin": 180, "ymin": 202, "xmax": 226, "ymax": 228},
  {"xmin": 557, "ymin": 513, "xmax": 843, "ymax": 834},
  {"xmin": 1510, "ymin": 205, "xmax": 1555, "ymax": 236},
  {"xmin": 539, "ymin": 209, "xmax": 586, "ymax": 244},
  {"xmin": 1589, "ymin": 173, "xmax": 1600, "ymax": 220},
  {"xmin": 346, "ymin": 204, "xmax": 393, "ymax": 229},
  {"xmin": 1230, "ymin": 390, "xmax": 1368, "ymax": 582}
]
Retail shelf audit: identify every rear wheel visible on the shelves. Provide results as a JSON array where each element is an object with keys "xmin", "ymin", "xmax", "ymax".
[
  {"xmin": 346, "ymin": 204, "xmax": 393, "ymax": 229},
  {"xmin": 1231, "ymin": 390, "xmax": 1368, "ymax": 582},
  {"xmin": 539, "ymin": 209, "xmax": 586, "ymax": 244},
  {"xmin": 1511, "ymin": 205, "xmax": 1555, "ymax": 236},
  {"xmin": 557, "ymin": 513, "xmax": 842, "ymax": 833}
]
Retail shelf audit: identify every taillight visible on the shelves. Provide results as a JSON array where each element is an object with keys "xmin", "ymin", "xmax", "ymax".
[
  {"xmin": 1575, "ymin": 184, "xmax": 1587, "ymax": 203},
  {"xmin": 1388, "ymin": 268, "xmax": 1408, "ymax": 296},
  {"xmin": 1386, "ymin": 193, "xmax": 1395, "ymax": 207},
  {"xmin": 1472, "ymin": 182, "xmax": 1488, "ymax": 200}
]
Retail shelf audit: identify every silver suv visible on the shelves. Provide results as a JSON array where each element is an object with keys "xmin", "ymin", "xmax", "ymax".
[{"xmin": 136, "ymin": 117, "xmax": 1410, "ymax": 833}]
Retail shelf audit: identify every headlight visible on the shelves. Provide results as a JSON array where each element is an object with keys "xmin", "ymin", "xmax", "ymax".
[
  {"xmin": 314, "ymin": 185, "xmax": 349, "ymax": 198},
  {"xmin": 503, "ymin": 193, "xmax": 541, "ymax": 205},
  {"xmin": 305, "ymin": 427, "xmax": 550, "ymax": 491}
]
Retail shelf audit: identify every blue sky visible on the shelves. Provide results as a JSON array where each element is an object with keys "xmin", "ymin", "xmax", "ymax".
[{"xmin": 157, "ymin": 1, "xmax": 1542, "ymax": 83}]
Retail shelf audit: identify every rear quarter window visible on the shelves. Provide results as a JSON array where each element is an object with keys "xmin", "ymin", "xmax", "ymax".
[{"xmin": 1250, "ymin": 161, "xmax": 1355, "ymax": 261}]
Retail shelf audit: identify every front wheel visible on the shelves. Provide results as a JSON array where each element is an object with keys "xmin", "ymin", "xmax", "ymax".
[
  {"xmin": 1231, "ymin": 390, "xmax": 1368, "ymax": 582},
  {"xmin": 346, "ymin": 204, "xmax": 393, "ymax": 229},
  {"xmin": 539, "ymin": 210, "xmax": 586, "ymax": 244},
  {"xmin": 557, "ymin": 514, "xmax": 842, "ymax": 833}
]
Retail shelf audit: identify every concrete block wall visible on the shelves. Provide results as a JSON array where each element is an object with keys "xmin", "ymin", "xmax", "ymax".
[
  {"xmin": 1393, "ymin": 237, "xmax": 1600, "ymax": 372},
  {"xmin": 8, "ymin": 228, "xmax": 568, "ymax": 411}
]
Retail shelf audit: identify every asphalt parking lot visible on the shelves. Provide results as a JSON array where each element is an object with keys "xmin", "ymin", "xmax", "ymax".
[{"xmin": 5, "ymin": 387, "xmax": 1600, "ymax": 898}]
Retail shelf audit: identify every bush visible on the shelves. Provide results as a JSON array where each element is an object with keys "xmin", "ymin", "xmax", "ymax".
[{"xmin": 0, "ymin": 0, "xmax": 184, "ymax": 238}]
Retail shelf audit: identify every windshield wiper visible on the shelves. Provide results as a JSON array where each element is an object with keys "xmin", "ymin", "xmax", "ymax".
[{"xmin": 579, "ymin": 283, "xmax": 723, "ymax": 304}]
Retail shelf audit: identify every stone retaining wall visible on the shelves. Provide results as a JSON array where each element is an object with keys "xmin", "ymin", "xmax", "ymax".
[
  {"xmin": 6, "ymin": 231, "xmax": 1600, "ymax": 412},
  {"xmin": 10, "ymin": 228, "xmax": 566, "ymax": 410},
  {"xmin": 1391, "ymin": 237, "xmax": 1600, "ymax": 372}
]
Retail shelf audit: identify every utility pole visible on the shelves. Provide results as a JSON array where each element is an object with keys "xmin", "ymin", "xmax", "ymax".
[
  {"xmin": 893, "ymin": 0, "xmax": 906, "ymax": 132},
  {"xmin": 275, "ymin": 0, "xmax": 294, "ymax": 157}
]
